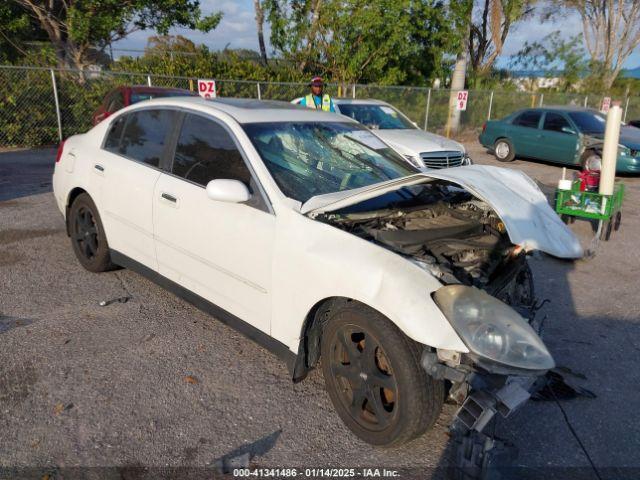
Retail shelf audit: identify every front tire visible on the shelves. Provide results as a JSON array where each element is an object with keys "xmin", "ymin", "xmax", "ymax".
[
  {"xmin": 494, "ymin": 138, "xmax": 515, "ymax": 162},
  {"xmin": 321, "ymin": 302, "xmax": 444, "ymax": 447},
  {"xmin": 68, "ymin": 193, "xmax": 114, "ymax": 272}
]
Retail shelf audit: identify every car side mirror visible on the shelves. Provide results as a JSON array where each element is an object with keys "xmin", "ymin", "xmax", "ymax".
[
  {"xmin": 206, "ymin": 179, "xmax": 251, "ymax": 203},
  {"xmin": 561, "ymin": 126, "xmax": 576, "ymax": 135}
]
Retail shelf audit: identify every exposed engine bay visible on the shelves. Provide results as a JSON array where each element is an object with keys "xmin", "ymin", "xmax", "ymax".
[{"xmin": 315, "ymin": 180, "xmax": 534, "ymax": 308}]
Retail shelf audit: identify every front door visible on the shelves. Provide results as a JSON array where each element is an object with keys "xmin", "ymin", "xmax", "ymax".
[
  {"xmin": 538, "ymin": 112, "xmax": 579, "ymax": 164},
  {"xmin": 153, "ymin": 112, "xmax": 275, "ymax": 333}
]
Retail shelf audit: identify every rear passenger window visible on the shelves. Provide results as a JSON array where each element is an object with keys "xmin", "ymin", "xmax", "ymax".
[
  {"xmin": 116, "ymin": 109, "xmax": 175, "ymax": 167},
  {"xmin": 172, "ymin": 114, "xmax": 251, "ymax": 186},
  {"xmin": 513, "ymin": 111, "xmax": 542, "ymax": 129},
  {"xmin": 104, "ymin": 116, "xmax": 126, "ymax": 152}
]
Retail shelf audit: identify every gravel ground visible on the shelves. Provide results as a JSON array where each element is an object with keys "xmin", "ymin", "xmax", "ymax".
[{"xmin": 1, "ymin": 144, "xmax": 639, "ymax": 479}]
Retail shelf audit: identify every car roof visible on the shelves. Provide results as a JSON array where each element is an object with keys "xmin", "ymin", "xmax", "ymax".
[
  {"xmin": 333, "ymin": 98, "xmax": 390, "ymax": 106},
  {"xmin": 128, "ymin": 85, "xmax": 193, "ymax": 93},
  {"xmin": 522, "ymin": 105, "xmax": 597, "ymax": 113},
  {"xmin": 134, "ymin": 96, "xmax": 358, "ymax": 124}
]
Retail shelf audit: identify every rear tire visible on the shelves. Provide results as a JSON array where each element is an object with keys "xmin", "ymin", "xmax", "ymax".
[
  {"xmin": 494, "ymin": 139, "xmax": 515, "ymax": 162},
  {"xmin": 68, "ymin": 193, "xmax": 115, "ymax": 272},
  {"xmin": 321, "ymin": 302, "xmax": 444, "ymax": 447}
]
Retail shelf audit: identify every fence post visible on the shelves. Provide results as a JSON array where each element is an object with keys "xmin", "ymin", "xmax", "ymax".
[
  {"xmin": 352, "ymin": 84, "xmax": 356, "ymax": 99},
  {"xmin": 50, "ymin": 69, "xmax": 63, "ymax": 143},
  {"xmin": 257, "ymin": 82, "xmax": 261, "ymax": 100},
  {"xmin": 147, "ymin": 75, "xmax": 152, "ymax": 87},
  {"xmin": 423, "ymin": 88, "xmax": 431, "ymax": 131},
  {"xmin": 584, "ymin": 95, "xmax": 588, "ymax": 107},
  {"xmin": 623, "ymin": 96, "xmax": 630, "ymax": 122},
  {"xmin": 487, "ymin": 91, "xmax": 494, "ymax": 120},
  {"xmin": 539, "ymin": 93, "xmax": 544, "ymax": 107}
]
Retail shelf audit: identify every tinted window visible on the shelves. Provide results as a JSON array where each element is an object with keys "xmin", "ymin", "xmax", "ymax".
[
  {"xmin": 543, "ymin": 112, "xmax": 571, "ymax": 132},
  {"xmin": 173, "ymin": 114, "xmax": 251, "ymax": 186},
  {"xmin": 568, "ymin": 111, "xmax": 606, "ymax": 134},
  {"xmin": 513, "ymin": 111, "xmax": 542, "ymax": 128},
  {"xmin": 104, "ymin": 115, "xmax": 126, "ymax": 152},
  {"xmin": 119, "ymin": 109, "xmax": 176, "ymax": 167}
]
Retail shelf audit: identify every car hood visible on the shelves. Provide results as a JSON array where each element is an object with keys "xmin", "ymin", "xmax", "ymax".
[
  {"xmin": 373, "ymin": 128, "xmax": 465, "ymax": 154},
  {"xmin": 301, "ymin": 165, "xmax": 583, "ymax": 259},
  {"xmin": 584, "ymin": 126, "xmax": 640, "ymax": 151}
]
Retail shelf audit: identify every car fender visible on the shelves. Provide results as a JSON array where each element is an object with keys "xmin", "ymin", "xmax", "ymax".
[{"xmin": 270, "ymin": 209, "xmax": 468, "ymax": 354}]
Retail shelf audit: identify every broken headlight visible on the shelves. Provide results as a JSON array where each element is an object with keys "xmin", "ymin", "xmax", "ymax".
[{"xmin": 433, "ymin": 285, "xmax": 555, "ymax": 371}]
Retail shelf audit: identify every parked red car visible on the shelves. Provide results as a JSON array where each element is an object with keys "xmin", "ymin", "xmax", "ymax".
[{"xmin": 91, "ymin": 85, "xmax": 195, "ymax": 125}]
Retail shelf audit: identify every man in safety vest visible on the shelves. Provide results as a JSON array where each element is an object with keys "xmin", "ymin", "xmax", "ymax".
[{"xmin": 300, "ymin": 76, "xmax": 335, "ymax": 112}]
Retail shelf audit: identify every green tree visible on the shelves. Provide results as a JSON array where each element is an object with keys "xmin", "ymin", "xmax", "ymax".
[
  {"xmin": 10, "ymin": 0, "xmax": 222, "ymax": 70},
  {"xmin": 264, "ymin": 0, "xmax": 452, "ymax": 85},
  {"xmin": 509, "ymin": 31, "xmax": 588, "ymax": 92},
  {"xmin": 0, "ymin": 2, "xmax": 47, "ymax": 63}
]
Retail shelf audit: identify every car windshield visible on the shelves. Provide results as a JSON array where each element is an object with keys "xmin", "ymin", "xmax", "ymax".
[
  {"xmin": 567, "ymin": 111, "xmax": 606, "ymax": 135},
  {"xmin": 337, "ymin": 104, "xmax": 416, "ymax": 130},
  {"xmin": 243, "ymin": 122, "xmax": 417, "ymax": 203},
  {"xmin": 131, "ymin": 91, "xmax": 192, "ymax": 103}
]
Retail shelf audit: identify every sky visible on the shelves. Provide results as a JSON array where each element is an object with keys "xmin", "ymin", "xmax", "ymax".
[{"xmin": 111, "ymin": 0, "xmax": 640, "ymax": 71}]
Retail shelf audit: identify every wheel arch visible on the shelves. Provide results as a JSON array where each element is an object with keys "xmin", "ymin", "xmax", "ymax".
[{"xmin": 65, "ymin": 187, "xmax": 89, "ymax": 236}]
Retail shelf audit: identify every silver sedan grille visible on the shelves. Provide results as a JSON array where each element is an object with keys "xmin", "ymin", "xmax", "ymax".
[{"xmin": 420, "ymin": 151, "xmax": 464, "ymax": 169}]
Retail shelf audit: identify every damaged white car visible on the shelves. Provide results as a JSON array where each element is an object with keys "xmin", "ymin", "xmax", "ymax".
[{"xmin": 52, "ymin": 98, "xmax": 582, "ymax": 455}]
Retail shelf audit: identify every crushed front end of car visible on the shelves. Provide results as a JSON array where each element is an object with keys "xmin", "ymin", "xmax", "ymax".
[{"xmin": 311, "ymin": 173, "xmax": 579, "ymax": 477}]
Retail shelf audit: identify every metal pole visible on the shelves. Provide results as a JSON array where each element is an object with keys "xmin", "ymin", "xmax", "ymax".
[
  {"xmin": 623, "ymin": 96, "xmax": 630, "ymax": 122},
  {"xmin": 147, "ymin": 75, "xmax": 152, "ymax": 87},
  {"xmin": 584, "ymin": 95, "xmax": 588, "ymax": 107},
  {"xmin": 487, "ymin": 91, "xmax": 494, "ymax": 120},
  {"xmin": 352, "ymin": 84, "xmax": 356, "ymax": 99},
  {"xmin": 424, "ymin": 88, "xmax": 431, "ymax": 131},
  {"xmin": 539, "ymin": 93, "xmax": 544, "ymax": 107},
  {"xmin": 50, "ymin": 69, "xmax": 63, "ymax": 143},
  {"xmin": 257, "ymin": 82, "xmax": 261, "ymax": 100}
]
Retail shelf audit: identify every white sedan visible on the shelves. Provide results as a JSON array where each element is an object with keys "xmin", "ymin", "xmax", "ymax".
[{"xmin": 53, "ymin": 97, "xmax": 581, "ymax": 449}]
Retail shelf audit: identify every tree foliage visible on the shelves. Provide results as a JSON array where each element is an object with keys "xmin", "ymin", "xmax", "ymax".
[
  {"xmin": 9, "ymin": 0, "xmax": 222, "ymax": 70},
  {"xmin": 264, "ymin": 0, "xmax": 453, "ymax": 85}
]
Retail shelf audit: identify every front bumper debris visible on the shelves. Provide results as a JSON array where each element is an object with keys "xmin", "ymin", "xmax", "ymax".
[{"xmin": 421, "ymin": 350, "xmax": 546, "ymax": 479}]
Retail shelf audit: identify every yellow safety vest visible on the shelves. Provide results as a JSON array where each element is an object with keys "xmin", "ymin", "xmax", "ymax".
[{"xmin": 305, "ymin": 93, "xmax": 332, "ymax": 112}]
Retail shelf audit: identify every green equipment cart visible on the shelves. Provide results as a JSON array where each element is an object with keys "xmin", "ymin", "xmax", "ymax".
[{"xmin": 555, "ymin": 182, "xmax": 625, "ymax": 241}]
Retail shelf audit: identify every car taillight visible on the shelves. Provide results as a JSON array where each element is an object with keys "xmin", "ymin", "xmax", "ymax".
[
  {"xmin": 55, "ymin": 140, "xmax": 66, "ymax": 163},
  {"xmin": 482, "ymin": 122, "xmax": 487, "ymax": 133}
]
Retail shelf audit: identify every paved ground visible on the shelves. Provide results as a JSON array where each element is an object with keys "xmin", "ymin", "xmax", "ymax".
[{"xmin": 0, "ymin": 145, "xmax": 639, "ymax": 479}]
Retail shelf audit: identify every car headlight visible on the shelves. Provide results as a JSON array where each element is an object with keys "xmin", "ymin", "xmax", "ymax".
[{"xmin": 433, "ymin": 285, "xmax": 555, "ymax": 371}]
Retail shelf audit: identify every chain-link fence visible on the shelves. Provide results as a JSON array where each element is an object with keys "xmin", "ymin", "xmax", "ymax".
[{"xmin": 1, "ymin": 64, "xmax": 637, "ymax": 149}]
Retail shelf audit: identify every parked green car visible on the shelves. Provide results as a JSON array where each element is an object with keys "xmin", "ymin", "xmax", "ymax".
[{"xmin": 479, "ymin": 106, "xmax": 640, "ymax": 173}]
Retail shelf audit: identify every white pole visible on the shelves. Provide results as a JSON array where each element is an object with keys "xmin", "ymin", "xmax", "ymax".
[
  {"xmin": 623, "ymin": 97, "xmax": 630, "ymax": 122},
  {"xmin": 424, "ymin": 88, "xmax": 431, "ymax": 131},
  {"xmin": 539, "ymin": 93, "xmax": 544, "ymax": 107},
  {"xmin": 257, "ymin": 82, "xmax": 261, "ymax": 100},
  {"xmin": 599, "ymin": 105, "xmax": 622, "ymax": 196},
  {"xmin": 487, "ymin": 91, "xmax": 494, "ymax": 120},
  {"xmin": 147, "ymin": 75, "xmax": 152, "ymax": 87},
  {"xmin": 50, "ymin": 69, "xmax": 63, "ymax": 143},
  {"xmin": 584, "ymin": 95, "xmax": 588, "ymax": 107},
  {"xmin": 352, "ymin": 84, "xmax": 356, "ymax": 99}
]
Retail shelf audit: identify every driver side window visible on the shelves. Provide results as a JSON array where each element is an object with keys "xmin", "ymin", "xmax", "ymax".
[{"xmin": 172, "ymin": 114, "xmax": 251, "ymax": 187}]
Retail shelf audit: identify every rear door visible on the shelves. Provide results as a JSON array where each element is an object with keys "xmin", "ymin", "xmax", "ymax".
[
  {"xmin": 539, "ymin": 111, "xmax": 579, "ymax": 164},
  {"xmin": 98, "ymin": 108, "xmax": 177, "ymax": 270},
  {"xmin": 508, "ymin": 110, "xmax": 543, "ymax": 158},
  {"xmin": 153, "ymin": 112, "xmax": 275, "ymax": 333}
]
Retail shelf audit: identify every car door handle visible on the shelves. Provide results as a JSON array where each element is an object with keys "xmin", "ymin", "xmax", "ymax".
[
  {"xmin": 161, "ymin": 192, "xmax": 177, "ymax": 203},
  {"xmin": 94, "ymin": 164, "xmax": 104, "ymax": 173}
]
